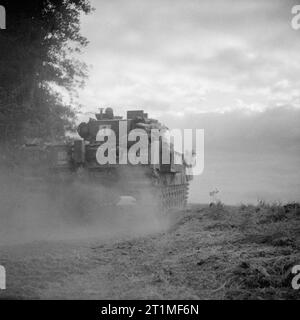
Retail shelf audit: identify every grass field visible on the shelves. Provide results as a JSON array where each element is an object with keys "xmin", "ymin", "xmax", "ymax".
[{"xmin": 0, "ymin": 201, "xmax": 299, "ymax": 299}]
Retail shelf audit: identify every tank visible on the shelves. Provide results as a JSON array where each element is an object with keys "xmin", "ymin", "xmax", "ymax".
[{"xmin": 21, "ymin": 108, "xmax": 193, "ymax": 214}]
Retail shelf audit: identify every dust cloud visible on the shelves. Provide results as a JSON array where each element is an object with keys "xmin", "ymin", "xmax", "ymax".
[{"xmin": 0, "ymin": 166, "xmax": 170, "ymax": 246}]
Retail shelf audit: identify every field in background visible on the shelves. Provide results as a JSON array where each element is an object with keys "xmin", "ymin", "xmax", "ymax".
[{"xmin": 0, "ymin": 202, "xmax": 299, "ymax": 300}]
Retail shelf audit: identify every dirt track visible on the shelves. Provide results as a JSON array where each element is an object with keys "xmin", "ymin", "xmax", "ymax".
[{"xmin": 0, "ymin": 204, "xmax": 299, "ymax": 300}]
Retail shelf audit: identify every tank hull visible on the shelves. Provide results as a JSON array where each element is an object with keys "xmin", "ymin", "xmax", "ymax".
[{"xmin": 19, "ymin": 109, "xmax": 193, "ymax": 216}]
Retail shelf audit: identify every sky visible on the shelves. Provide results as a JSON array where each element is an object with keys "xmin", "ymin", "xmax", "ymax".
[{"xmin": 76, "ymin": 0, "xmax": 300, "ymax": 204}]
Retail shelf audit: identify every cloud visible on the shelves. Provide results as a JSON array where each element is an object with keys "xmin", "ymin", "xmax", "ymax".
[
  {"xmin": 159, "ymin": 107, "xmax": 300, "ymax": 204},
  {"xmin": 161, "ymin": 106, "xmax": 300, "ymax": 153},
  {"xmin": 77, "ymin": 0, "xmax": 300, "ymax": 114},
  {"xmin": 76, "ymin": 0, "xmax": 300, "ymax": 204}
]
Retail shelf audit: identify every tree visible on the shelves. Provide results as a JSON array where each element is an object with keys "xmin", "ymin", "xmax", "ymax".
[{"xmin": 0, "ymin": 0, "xmax": 92, "ymax": 143}]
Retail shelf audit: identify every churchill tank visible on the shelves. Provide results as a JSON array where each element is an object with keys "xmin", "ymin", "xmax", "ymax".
[{"xmin": 21, "ymin": 108, "xmax": 193, "ymax": 215}]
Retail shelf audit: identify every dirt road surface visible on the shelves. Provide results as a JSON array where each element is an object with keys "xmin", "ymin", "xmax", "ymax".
[{"xmin": 0, "ymin": 204, "xmax": 299, "ymax": 300}]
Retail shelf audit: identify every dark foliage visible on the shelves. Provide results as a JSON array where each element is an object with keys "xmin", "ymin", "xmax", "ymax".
[{"xmin": 0, "ymin": 0, "xmax": 92, "ymax": 143}]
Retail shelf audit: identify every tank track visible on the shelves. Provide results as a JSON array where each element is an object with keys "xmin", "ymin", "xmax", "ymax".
[{"xmin": 159, "ymin": 183, "xmax": 189, "ymax": 212}]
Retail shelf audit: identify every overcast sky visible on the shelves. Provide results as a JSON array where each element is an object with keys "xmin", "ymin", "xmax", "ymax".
[{"xmin": 77, "ymin": 0, "xmax": 300, "ymax": 204}]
